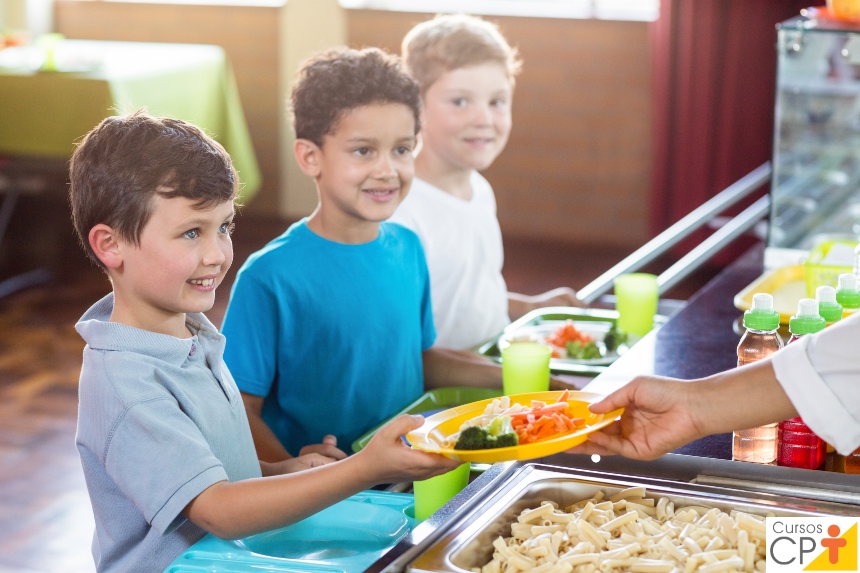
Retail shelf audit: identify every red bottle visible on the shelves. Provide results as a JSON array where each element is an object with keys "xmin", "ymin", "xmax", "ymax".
[{"xmin": 777, "ymin": 299, "xmax": 827, "ymax": 470}]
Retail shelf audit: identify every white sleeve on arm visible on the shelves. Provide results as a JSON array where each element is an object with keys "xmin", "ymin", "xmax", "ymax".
[{"xmin": 771, "ymin": 313, "xmax": 860, "ymax": 455}]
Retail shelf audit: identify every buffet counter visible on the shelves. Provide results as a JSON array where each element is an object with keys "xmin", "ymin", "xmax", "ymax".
[{"xmin": 366, "ymin": 242, "xmax": 860, "ymax": 573}]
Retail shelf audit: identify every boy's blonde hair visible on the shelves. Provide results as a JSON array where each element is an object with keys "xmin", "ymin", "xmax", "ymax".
[{"xmin": 402, "ymin": 14, "xmax": 522, "ymax": 94}]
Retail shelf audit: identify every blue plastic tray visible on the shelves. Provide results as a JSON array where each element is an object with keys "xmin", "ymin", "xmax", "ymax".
[{"xmin": 164, "ymin": 490, "xmax": 416, "ymax": 573}]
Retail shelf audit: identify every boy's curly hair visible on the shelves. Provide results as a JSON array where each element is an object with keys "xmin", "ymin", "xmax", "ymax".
[
  {"xmin": 291, "ymin": 47, "xmax": 421, "ymax": 147},
  {"xmin": 402, "ymin": 14, "xmax": 522, "ymax": 94},
  {"xmin": 69, "ymin": 111, "xmax": 238, "ymax": 270}
]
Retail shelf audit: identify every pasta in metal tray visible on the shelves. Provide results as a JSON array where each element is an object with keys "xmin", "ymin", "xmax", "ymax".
[{"xmin": 474, "ymin": 487, "xmax": 770, "ymax": 573}]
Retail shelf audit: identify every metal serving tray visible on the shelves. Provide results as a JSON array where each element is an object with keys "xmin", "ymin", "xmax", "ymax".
[
  {"xmin": 407, "ymin": 464, "xmax": 860, "ymax": 573},
  {"xmin": 477, "ymin": 307, "xmax": 668, "ymax": 377}
]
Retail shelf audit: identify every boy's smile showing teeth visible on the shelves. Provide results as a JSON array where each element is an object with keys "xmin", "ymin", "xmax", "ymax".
[
  {"xmin": 362, "ymin": 185, "xmax": 400, "ymax": 201},
  {"xmin": 188, "ymin": 276, "xmax": 218, "ymax": 290}
]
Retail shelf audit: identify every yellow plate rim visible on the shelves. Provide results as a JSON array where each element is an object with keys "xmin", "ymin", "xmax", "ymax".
[{"xmin": 406, "ymin": 390, "xmax": 623, "ymax": 463}]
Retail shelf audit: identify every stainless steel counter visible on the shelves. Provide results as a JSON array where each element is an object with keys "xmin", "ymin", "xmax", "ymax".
[{"xmin": 366, "ymin": 242, "xmax": 860, "ymax": 573}]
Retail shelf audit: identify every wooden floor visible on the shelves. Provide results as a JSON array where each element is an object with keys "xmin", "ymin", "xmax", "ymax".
[{"xmin": 0, "ymin": 198, "xmax": 718, "ymax": 573}]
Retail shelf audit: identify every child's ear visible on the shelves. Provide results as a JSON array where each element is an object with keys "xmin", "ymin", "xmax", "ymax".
[
  {"xmin": 88, "ymin": 224, "xmax": 123, "ymax": 269},
  {"xmin": 294, "ymin": 139, "xmax": 322, "ymax": 178}
]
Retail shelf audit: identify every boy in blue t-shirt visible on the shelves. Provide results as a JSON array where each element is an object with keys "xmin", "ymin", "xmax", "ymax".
[
  {"xmin": 70, "ymin": 112, "xmax": 460, "ymax": 573},
  {"xmin": 222, "ymin": 48, "xmax": 503, "ymax": 461}
]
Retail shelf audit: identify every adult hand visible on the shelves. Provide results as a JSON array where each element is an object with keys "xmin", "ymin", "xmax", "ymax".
[
  {"xmin": 567, "ymin": 376, "xmax": 707, "ymax": 460},
  {"xmin": 299, "ymin": 435, "xmax": 347, "ymax": 461},
  {"xmin": 359, "ymin": 415, "xmax": 461, "ymax": 484}
]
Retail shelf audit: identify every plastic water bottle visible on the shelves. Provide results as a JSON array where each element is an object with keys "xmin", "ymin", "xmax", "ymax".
[
  {"xmin": 816, "ymin": 286, "xmax": 843, "ymax": 326},
  {"xmin": 777, "ymin": 299, "xmax": 827, "ymax": 469},
  {"xmin": 836, "ymin": 273, "xmax": 860, "ymax": 317},
  {"xmin": 733, "ymin": 293, "xmax": 783, "ymax": 464}
]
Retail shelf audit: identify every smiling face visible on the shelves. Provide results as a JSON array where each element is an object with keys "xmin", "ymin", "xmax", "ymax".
[
  {"xmin": 111, "ymin": 195, "xmax": 235, "ymax": 335},
  {"xmin": 300, "ymin": 102, "xmax": 417, "ymax": 243},
  {"xmin": 419, "ymin": 63, "xmax": 513, "ymax": 175}
]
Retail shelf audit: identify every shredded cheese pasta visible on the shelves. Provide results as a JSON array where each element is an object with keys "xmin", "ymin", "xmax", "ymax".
[{"xmin": 476, "ymin": 487, "xmax": 768, "ymax": 573}]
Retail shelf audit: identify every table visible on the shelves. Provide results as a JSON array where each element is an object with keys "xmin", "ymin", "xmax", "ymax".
[{"xmin": 0, "ymin": 40, "xmax": 261, "ymax": 199}]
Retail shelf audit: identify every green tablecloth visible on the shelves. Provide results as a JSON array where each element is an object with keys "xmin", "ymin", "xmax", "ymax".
[{"xmin": 0, "ymin": 40, "xmax": 261, "ymax": 199}]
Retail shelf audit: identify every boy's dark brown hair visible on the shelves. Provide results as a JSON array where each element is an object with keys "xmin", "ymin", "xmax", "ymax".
[
  {"xmin": 291, "ymin": 47, "xmax": 421, "ymax": 147},
  {"xmin": 69, "ymin": 111, "xmax": 238, "ymax": 269}
]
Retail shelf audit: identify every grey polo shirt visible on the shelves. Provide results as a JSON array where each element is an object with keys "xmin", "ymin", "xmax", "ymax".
[{"xmin": 75, "ymin": 293, "xmax": 261, "ymax": 573}]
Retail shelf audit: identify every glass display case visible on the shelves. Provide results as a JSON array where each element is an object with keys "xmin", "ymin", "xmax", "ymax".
[{"xmin": 768, "ymin": 15, "xmax": 860, "ymax": 267}]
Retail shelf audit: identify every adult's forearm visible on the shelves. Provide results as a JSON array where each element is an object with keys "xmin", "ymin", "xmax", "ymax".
[{"xmin": 696, "ymin": 359, "xmax": 798, "ymax": 436}]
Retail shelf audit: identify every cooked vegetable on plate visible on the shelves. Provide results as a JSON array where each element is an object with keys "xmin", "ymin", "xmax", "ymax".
[{"xmin": 451, "ymin": 391, "xmax": 585, "ymax": 450}]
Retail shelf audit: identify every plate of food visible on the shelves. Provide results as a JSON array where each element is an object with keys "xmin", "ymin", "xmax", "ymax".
[
  {"xmin": 406, "ymin": 390, "xmax": 623, "ymax": 463},
  {"xmin": 499, "ymin": 319, "xmax": 627, "ymax": 366}
]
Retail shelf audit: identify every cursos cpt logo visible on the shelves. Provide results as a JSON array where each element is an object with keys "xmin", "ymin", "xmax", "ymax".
[{"xmin": 766, "ymin": 517, "xmax": 859, "ymax": 571}]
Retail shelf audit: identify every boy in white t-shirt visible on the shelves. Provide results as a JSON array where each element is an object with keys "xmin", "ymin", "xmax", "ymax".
[{"xmin": 390, "ymin": 14, "xmax": 584, "ymax": 351}]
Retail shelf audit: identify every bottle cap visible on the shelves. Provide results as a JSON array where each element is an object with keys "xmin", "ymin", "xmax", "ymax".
[
  {"xmin": 789, "ymin": 298, "xmax": 826, "ymax": 335},
  {"xmin": 816, "ymin": 286, "xmax": 843, "ymax": 323},
  {"xmin": 743, "ymin": 293, "xmax": 780, "ymax": 330},
  {"xmin": 837, "ymin": 273, "xmax": 860, "ymax": 309}
]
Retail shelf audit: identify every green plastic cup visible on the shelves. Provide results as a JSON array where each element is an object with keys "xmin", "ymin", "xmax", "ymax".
[
  {"xmin": 37, "ymin": 33, "xmax": 65, "ymax": 72},
  {"xmin": 412, "ymin": 462, "xmax": 469, "ymax": 520},
  {"xmin": 614, "ymin": 273, "xmax": 659, "ymax": 338},
  {"xmin": 501, "ymin": 342, "xmax": 551, "ymax": 396}
]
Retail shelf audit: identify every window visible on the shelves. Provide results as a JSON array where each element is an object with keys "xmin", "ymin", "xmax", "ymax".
[{"xmin": 339, "ymin": 0, "xmax": 659, "ymax": 22}]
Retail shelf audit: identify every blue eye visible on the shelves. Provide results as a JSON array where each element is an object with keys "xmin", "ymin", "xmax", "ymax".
[
  {"xmin": 183, "ymin": 229, "xmax": 199, "ymax": 239},
  {"xmin": 220, "ymin": 222, "xmax": 235, "ymax": 235},
  {"xmin": 491, "ymin": 98, "xmax": 507, "ymax": 107}
]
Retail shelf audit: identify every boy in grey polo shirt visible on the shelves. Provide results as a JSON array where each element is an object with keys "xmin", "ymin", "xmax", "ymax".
[{"xmin": 70, "ymin": 112, "xmax": 460, "ymax": 573}]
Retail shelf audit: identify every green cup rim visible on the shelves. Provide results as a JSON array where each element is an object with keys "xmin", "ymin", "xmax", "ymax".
[{"xmin": 501, "ymin": 341, "xmax": 552, "ymax": 358}]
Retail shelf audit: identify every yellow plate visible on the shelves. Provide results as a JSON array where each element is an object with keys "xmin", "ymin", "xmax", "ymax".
[
  {"xmin": 733, "ymin": 265, "xmax": 806, "ymax": 324},
  {"xmin": 406, "ymin": 391, "xmax": 623, "ymax": 463}
]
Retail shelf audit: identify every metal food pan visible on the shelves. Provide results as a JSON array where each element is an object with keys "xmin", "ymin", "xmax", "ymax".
[{"xmin": 408, "ymin": 465, "xmax": 860, "ymax": 573}]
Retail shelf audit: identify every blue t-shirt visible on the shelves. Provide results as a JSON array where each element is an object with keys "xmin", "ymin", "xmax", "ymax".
[{"xmin": 222, "ymin": 220, "xmax": 435, "ymax": 455}]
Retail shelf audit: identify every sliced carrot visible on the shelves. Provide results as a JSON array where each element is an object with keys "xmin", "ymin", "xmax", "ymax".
[
  {"xmin": 556, "ymin": 389, "xmax": 570, "ymax": 403},
  {"xmin": 535, "ymin": 424, "xmax": 556, "ymax": 440}
]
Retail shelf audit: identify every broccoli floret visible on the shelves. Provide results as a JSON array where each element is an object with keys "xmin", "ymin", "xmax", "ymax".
[
  {"xmin": 489, "ymin": 432, "xmax": 519, "ymax": 448},
  {"xmin": 603, "ymin": 323, "xmax": 626, "ymax": 352},
  {"xmin": 454, "ymin": 426, "xmax": 489, "ymax": 450},
  {"xmin": 455, "ymin": 422, "xmax": 519, "ymax": 450},
  {"xmin": 566, "ymin": 340, "xmax": 603, "ymax": 360}
]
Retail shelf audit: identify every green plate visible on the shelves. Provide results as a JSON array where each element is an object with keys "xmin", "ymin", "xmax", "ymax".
[{"xmin": 351, "ymin": 387, "xmax": 502, "ymax": 454}]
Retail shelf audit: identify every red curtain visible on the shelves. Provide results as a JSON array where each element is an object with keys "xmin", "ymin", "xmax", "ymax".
[{"xmin": 650, "ymin": 0, "xmax": 811, "ymax": 239}]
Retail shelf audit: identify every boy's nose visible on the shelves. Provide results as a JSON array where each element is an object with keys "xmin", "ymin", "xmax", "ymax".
[
  {"xmin": 373, "ymin": 154, "xmax": 397, "ymax": 179},
  {"xmin": 203, "ymin": 237, "xmax": 228, "ymax": 266},
  {"xmin": 473, "ymin": 103, "xmax": 494, "ymax": 126}
]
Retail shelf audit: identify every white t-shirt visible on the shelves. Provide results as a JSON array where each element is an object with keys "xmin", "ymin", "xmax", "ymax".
[
  {"xmin": 772, "ymin": 310, "xmax": 860, "ymax": 455},
  {"xmin": 390, "ymin": 172, "xmax": 510, "ymax": 350}
]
